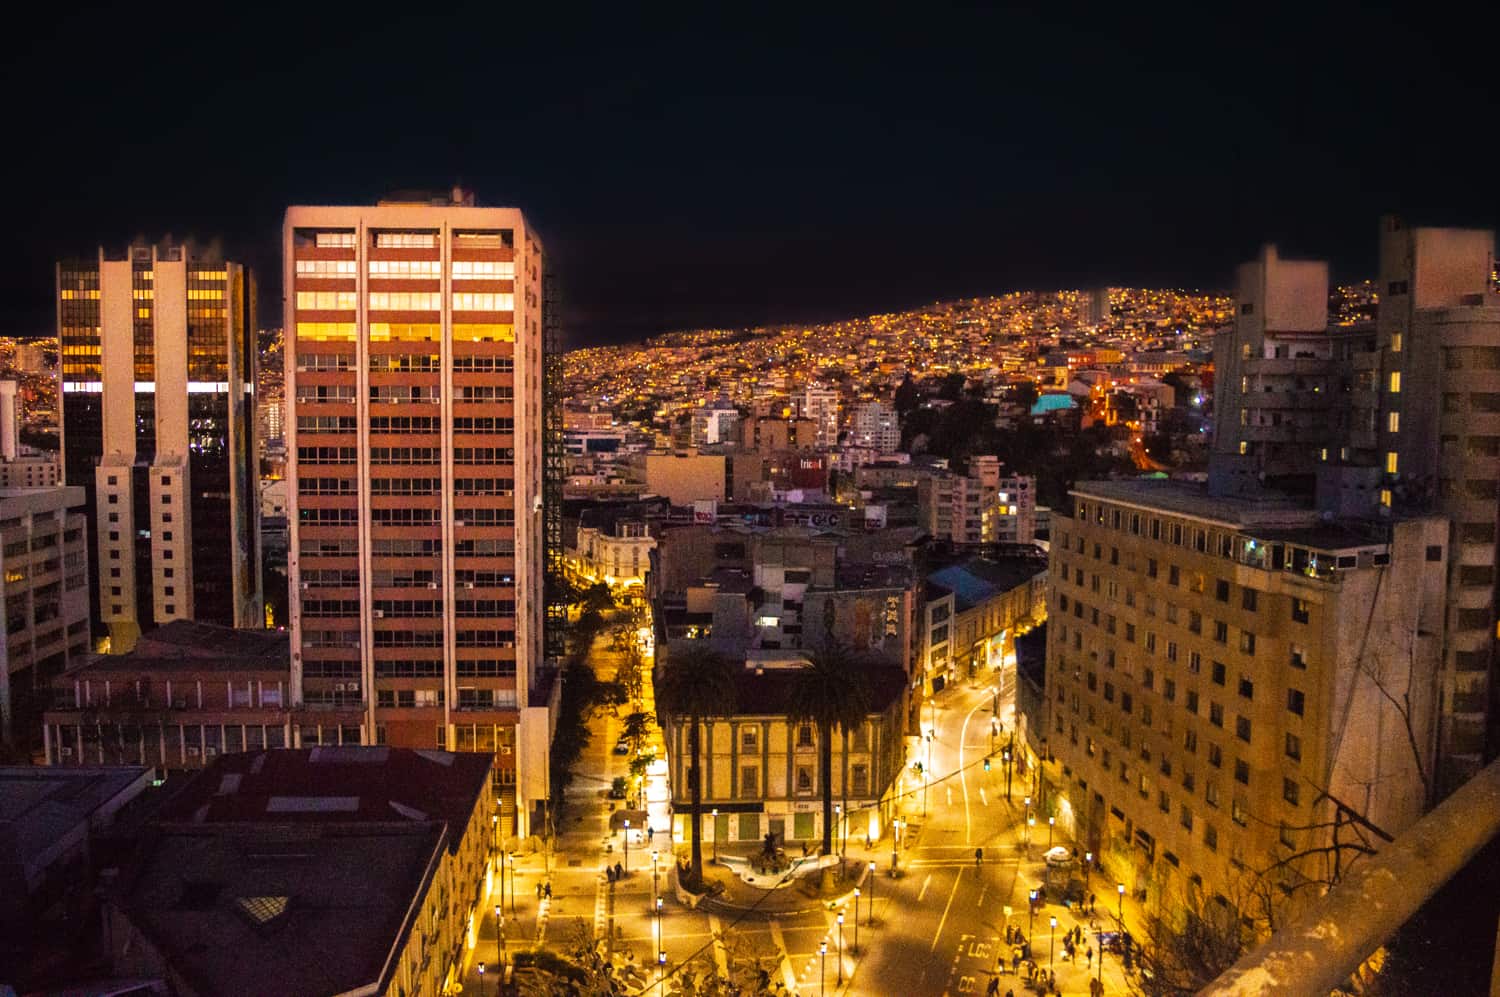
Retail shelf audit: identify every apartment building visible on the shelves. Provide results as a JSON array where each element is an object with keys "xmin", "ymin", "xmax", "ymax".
[
  {"xmin": 567, "ymin": 501, "xmax": 659, "ymax": 598},
  {"xmin": 57, "ymin": 242, "xmax": 261, "ymax": 652},
  {"xmin": 283, "ymin": 192, "xmax": 550, "ymax": 835},
  {"xmin": 796, "ymin": 383, "xmax": 840, "ymax": 448},
  {"xmin": 1044, "ymin": 480, "xmax": 1446, "ymax": 928},
  {"xmin": 1211, "ymin": 245, "xmax": 1369, "ymax": 496},
  {"xmin": 0, "ymin": 486, "xmax": 91, "ymax": 749},
  {"xmin": 690, "ymin": 396, "xmax": 740, "ymax": 446},
  {"xmin": 661, "ymin": 653, "xmax": 908, "ymax": 850},
  {"xmin": 918, "ymin": 456, "xmax": 1036, "ymax": 545},
  {"xmin": 0, "ymin": 380, "xmax": 60, "ymax": 489},
  {"xmin": 851, "ymin": 400, "xmax": 901, "ymax": 453}
]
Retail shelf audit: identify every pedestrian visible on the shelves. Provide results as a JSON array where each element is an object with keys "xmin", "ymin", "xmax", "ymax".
[
  {"xmin": 536, "ymin": 882, "xmax": 544, "ymax": 899},
  {"xmin": 1087, "ymin": 945, "xmax": 1093, "ymax": 970},
  {"xmin": 606, "ymin": 866, "xmax": 614, "ymax": 883},
  {"xmin": 987, "ymin": 976, "xmax": 1000, "ymax": 996},
  {"xmin": 544, "ymin": 881, "xmax": 552, "ymax": 900},
  {"xmin": 1088, "ymin": 891, "xmax": 1096, "ymax": 914},
  {"xmin": 614, "ymin": 861, "xmax": 624, "ymax": 880},
  {"xmin": 1012, "ymin": 951, "xmax": 1021, "ymax": 973},
  {"xmin": 976, "ymin": 847, "xmax": 984, "ymax": 867}
]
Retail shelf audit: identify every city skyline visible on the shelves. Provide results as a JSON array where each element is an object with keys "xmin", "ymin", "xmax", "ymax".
[{"xmin": 5, "ymin": 6, "xmax": 1498, "ymax": 348}]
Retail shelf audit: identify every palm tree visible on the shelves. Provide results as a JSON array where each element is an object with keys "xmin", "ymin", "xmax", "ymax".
[
  {"xmin": 788, "ymin": 640, "xmax": 873, "ymax": 871},
  {"xmin": 655, "ymin": 641, "xmax": 739, "ymax": 886}
]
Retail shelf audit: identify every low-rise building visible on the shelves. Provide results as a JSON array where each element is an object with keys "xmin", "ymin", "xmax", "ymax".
[
  {"xmin": 43, "ymin": 621, "xmax": 292, "ymax": 769},
  {"xmin": 662, "ymin": 655, "xmax": 908, "ymax": 851},
  {"xmin": 106, "ymin": 746, "xmax": 495, "ymax": 997},
  {"xmin": 921, "ymin": 554, "xmax": 1047, "ymax": 695}
]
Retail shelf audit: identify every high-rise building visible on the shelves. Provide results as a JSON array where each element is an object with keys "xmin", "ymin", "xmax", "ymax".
[
  {"xmin": 283, "ymin": 192, "xmax": 549, "ymax": 835},
  {"xmin": 851, "ymin": 400, "xmax": 901, "ymax": 453},
  {"xmin": 1361, "ymin": 217, "xmax": 1500, "ymax": 792},
  {"xmin": 57, "ymin": 243, "xmax": 261, "ymax": 653},
  {"xmin": 1045, "ymin": 480, "xmax": 1447, "ymax": 931},
  {"xmin": 1211, "ymin": 245, "xmax": 1368, "ymax": 497}
]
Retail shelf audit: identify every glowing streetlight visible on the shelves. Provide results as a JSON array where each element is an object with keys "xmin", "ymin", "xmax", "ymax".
[
  {"xmin": 819, "ymin": 941, "xmax": 827, "ymax": 995},
  {"xmin": 477, "ymin": 962, "xmax": 486, "ymax": 997},
  {"xmin": 623, "ymin": 819, "xmax": 631, "ymax": 874},
  {"xmin": 852, "ymin": 890, "xmax": 861, "ymax": 954},
  {"xmin": 1049, "ymin": 915, "xmax": 1058, "ymax": 972}
]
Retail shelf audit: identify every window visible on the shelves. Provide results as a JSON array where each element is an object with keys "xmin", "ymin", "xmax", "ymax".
[
  {"xmin": 1241, "ymin": 588, "xmax": 1257, "ymax": 612},
  {"xmin": 1386, "ymin": 451, "xmax": 1399, "ymax": 475},
  {"xmin": 797, "ymin": 724, "xmax": 814, "ymax": 748},
  {"xmin": 1187, "ymin": 691, "xmax": 1200, "ymax": 714},
  {"xmin": 1215, "ymin": 579, "xmax": 1229, "ymax": 602},
  {"xmin": 1388, "ymin": 412, "xmax": 1400, "ymax": 433},
  {"xmin": 1209, "ymin": 702, "xmax": 1223, "ymax": 727},
  {"xmin": 1214, "ymin": 621, "xmax": 1228, "ymax": 644},
  {"xmin": 740, "ymin": 766, "xmax": 759, "ymax": 797},
  {"xmin": 1180, "ymin": 805, "xmax": 1193, "ymax": 831},
  {"xmin": 741, "ymin": 726, "xmax": 759, "ymax": 751},
  {"xmin": 1232, "ymin": 799, "xmax": 1248, "ymax": 827},
  {"xmin": 1283, "ymin": 777, "xmax": 1301, "ymax": 806},
  {"xmin": 1239, "ymin": 631, "xmax": 1256, "ymax": 655},
  {"xmin": 1204, "ymin": 824, "xmax": 1218, "ymax": 851},
  {"xmin": 1292, "ymin": 599, "xmax": 1309, "ymax": 624},
  {"xmin": 1389, "ymin": 372, "xmax": 1401, "ymax": 394},
  {"xmin": 796, "ymin": 765, "xmax": 815, "ymax": 794},
  {"xmin": 1238, "ymin": 677, "xmax": 1254, "ymax": 700},
  {"xmin": 1289, "ymin": 645, "xmax": 1307, "ymax": 669},
  {"xmin": 1235, "ymin": 716, "xmax": 1252, "ymax": 743},
  {"xmin": 1285, "ymin": 731, "xmax": 1302, "ymax": 762},
  {"xmin": 1287, "ymin": 688, "xmax": 1305, "ymax": 716},
  {"xmin": 1208, "ymin": 743, "xmax": 1222, "ymax": 768},
  {"xmin": 1234, "ymin": 759, "xmax": 1249, "ymax": 784},
  {"xmin": 1212, "ymin": 661, "xmax": 1227, "ymax": 686}
]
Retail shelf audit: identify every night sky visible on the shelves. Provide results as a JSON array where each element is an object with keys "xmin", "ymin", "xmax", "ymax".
[{"xmin": 7, "ymin": 5, "xmax": 1497, "ymax": 348}]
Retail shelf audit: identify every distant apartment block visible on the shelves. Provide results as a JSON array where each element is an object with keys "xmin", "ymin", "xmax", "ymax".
[
  {"xmin": 0, "ymin": 380, "xmax": 60, "ymax": 489},
  {"xmin": 919, "ymin": 456, "xmax": 1036, "ymax": 545},
  {"xmin": 57, "ymin": 242, "xmax": 261, "ymax": 652},
  {"xmin": 796, "ymin": 383, "xmax": 840, "ymax": 448},
  {"xmin": 851, "ymin": 400, "xmax": 901, "ymax": 453},
  {"xmin": 283, "ymin": 192, "xmax": 550, "ymax": 835}
]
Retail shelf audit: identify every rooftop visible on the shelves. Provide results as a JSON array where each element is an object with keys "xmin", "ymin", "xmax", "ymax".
[
  {"xmin": 1071, "ymin": 478, "xmax": 1313, "ymax": 529},
  {"xmin": 928, "ymin": 556, "xmax": 1047, "ymax": 612},
  {"xmin": 156, "ymin": 748, "xmax": 492, "ymax": 854},
  {"xmin": 64, "ymin": 622, "xmax": 290, "ymax": 675},
  {"xmin": 0, "ymin": 766, "xmax": 153, "ymax": 895},
  {"xmin": 115, "ymin": 822, "xmax": 444, "ymax": 997},
  {"xmin": 714, "ymin": 661, "xmax": 908, "ymax": 718}
]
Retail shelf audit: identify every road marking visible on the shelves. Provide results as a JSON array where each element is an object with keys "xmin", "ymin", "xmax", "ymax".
[
  {"xmin": 769, "ymin": 920, "xmax": 798, "ymax": 995},
  {"xmin": 918, "ymin": 873, "xmax": 932, "ymax": 902},
  {"xmin": 978, "ymin": 883, "xmax": 987, "ymax": 908},
  {"xmin": 957, "ymin": 693, "xmax": 990, "ymax": 845},
  {"xmin": 708, "ymin": 914, "xmax": 729, "ymax": 978},
  {"xmin": 980, "ymin": 788, "xmax": 988, "ymax": 807},
  {"xmin": 930, "ymin": 872, "xmax": 963, "ymax": 954}
]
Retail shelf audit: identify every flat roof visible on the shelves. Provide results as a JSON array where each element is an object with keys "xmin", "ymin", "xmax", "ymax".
[
  {"xmin": 0, "ymin": 766, "xmax": 152, "ymax": 892},
  {"xmin": 157, "ymin": 748, "xmax": 491, "ymax": 856},
  {"xmin": 116, "ymin": 822, "xmax": 444, "ymax": 997},
  {"xmin": 1071, "ymin": 479, "xmax": 1313, "ymax": 529}
]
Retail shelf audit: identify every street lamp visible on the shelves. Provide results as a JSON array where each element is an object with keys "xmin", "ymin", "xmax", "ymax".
[
  {"xmin": 923, "ymin": 729, "xmax": 934, "ymax": 817},
  {"xmin": 1118, "ymin": 882, "xmax": 1126, "ymax": 925},
  {"xmin": 1028, "ymin": 888, "xmax": 1038, "ymax": 949},
  {"xmin": 651, "ymin": 850, "xmax": 659, "ymax": 913},
  {"xmin": 1048, "ymin": 815, "xmax": 1055, "ymax": 852},
  {"xmin": 1049, "ymin": 915, "xmax": 1058, "ymax": 973},
  {"xmin": 852, "ymin": 890, "xmax": 861, "ymax": 953},
  {"xmin": 990, "ymin": 717, "xmax": 998, "ymax": 757},
  {"xmin": 477, "ymin": 962, "xmax": 486, "ymax": 997},
  {"xmin": 867, "ymin": 861, "xmax": 876, "ymax": 924},
  {"xmin": 1084, "ymin": 851, "xmax": 1092, "ymax": 891},
  {"xmin": 819, "ymin": 941, "xmax": 827, "ymax": 995},
  {"xmin": 507, "ymin": 851, "xmax": 517, "ymax": 915},
  {"xmin": 658, "ymin": 949, "xmax": 666, "ymax": 983},
  {"xmin": 711, "ymin": 808, "xmax": 719, "ymax": 863},
  {"xmin": 624, "ymin": 819, "xmax": 631, "ymax": 875},
  {"xmin": 495, "ymin": 904, "xmax": 505, "ymax": 978},
  {"xmin": 655, "ymin": 897, "xmax": 663, "ymax": 963},
  {"xmin": 892, "ymin": 820, "xmax": 903, "ymax": 875},
  {"xmin": 1027, "ymin": 815, "xmax": 1035, "ymax": 854},
  {"xmin": 836, "ymin": 912, "xmax": 845, "ymax": 984}
]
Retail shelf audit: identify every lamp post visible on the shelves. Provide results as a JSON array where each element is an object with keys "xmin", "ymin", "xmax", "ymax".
[
  {"xmin": 1049, "ymin": 915, "xmax": 1058, "ymax": 973},
  {"xmin": 623, "ymin": 819, "xmax": 631, "ymax": 875},
  {"xmin": 852, "ymin": 891, "xmax": 861, "ymax": 954},
  {"xmin": 1027, "ymin": 815, "xmax": 1035, "ymax": 856},
  {"xmin": 892, "ymin": 820, "xmax": 902, "ymax": 875},
  {"xmin": 651, "ymin": 850, "xmax": 659, "ymax": 914},
  {"xmin": 1048, "ymin": 815, "xmax": 1055, "ymax": 853},
  {"xmin": 507, "ymin": 851, "xmax": 516, "ymax": 915},
  {"xmin": 819, "ymin": 941, "xmax": 827, "ymax": 995},
  {"xmin": 1028, "ymin": 888, "xmax": 1037, "ymax": 950},
  {"xmin": 923, "ymin": 730, "xmax": 933, "ymax": 817},
  {"xmin": 1084, "ymin": 851, "xmax": 1092, "ymax": 891},
  {"xmin": 990, "ymin": 717, "xmax": 998, "ymax": 757},
  {"xmin": 477, "ymin": 961, "xmax": 486, "ymax": 997},
  {"xmin": 1005, "ymin": 734, "xmax": 1014, "ymax": 801},
  {"xmin": 658, "ymin": 949, "xmax": 666, "ymax": 984},
  {"xmin": 867, "ymin": 861, "xmax": 876, "ymax": 924},
  {"xmin": 495, "ymin": 904, "xmax": 506, "ymax": 979},
  {"xmin": 655, "ymin": 896, "xmax": 663, "ymax": 965},
  {"xmin": 711, "ymin": 808, "xmax": 718, "ymax": 863},
  {"xmin": 836, "ymin": 912, "xmax": 845, "ymax": 984},
  {"xmin": 1097, "ymin": 922, "xmax": 1106, "ymax": 984},
  {"xmin": 1118, "ymin": 882, "xmax": 1126, "ymax": 924}
]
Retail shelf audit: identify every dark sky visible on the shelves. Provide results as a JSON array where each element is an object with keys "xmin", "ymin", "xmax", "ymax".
[{"xmin": 7, "ymin": 4, "xmax": 1497, "ymax": 348}]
